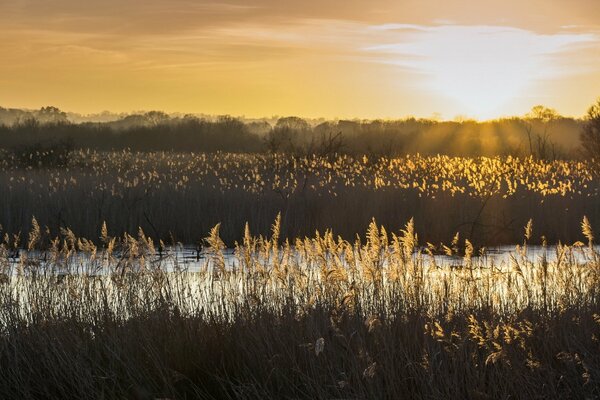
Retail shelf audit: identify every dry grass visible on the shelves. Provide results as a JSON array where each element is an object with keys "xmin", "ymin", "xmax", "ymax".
[
  {"xmin": 0, "ymin": 217, "xmax": 599, "ymax": 399},
  {"xmin": 0, "ymin": 150, "xmax": 598, "ymax": 245}
]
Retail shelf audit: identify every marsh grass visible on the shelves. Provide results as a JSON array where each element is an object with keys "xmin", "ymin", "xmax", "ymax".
[
  {"xmin": 0, "ymin": 217, "xmax": 599, "ymax": 399},
  {"xmin": 0, "ymin": 151, "xmax": 599, "ymax": 246}
]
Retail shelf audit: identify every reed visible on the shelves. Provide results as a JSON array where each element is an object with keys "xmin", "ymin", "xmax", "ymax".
[
  {"xmin": 0, "ymin": 151, "xmax": 598, "ymax": 246},
  {"xmin": 0, "ymin": 217, "xmax": 598, "ymax": 399}
]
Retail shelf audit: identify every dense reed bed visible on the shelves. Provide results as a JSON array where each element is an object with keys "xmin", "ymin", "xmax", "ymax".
[
  {"xmin": 0, "ymin": 150, "xmax": 598, "ymax": 245},
  {"xmin": 0, "ymin": 217, "xmax": 599, "ymax": 399}
]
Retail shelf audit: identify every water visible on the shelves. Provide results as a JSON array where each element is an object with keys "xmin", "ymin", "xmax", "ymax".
[{"xmin": 5, "ymin": 244, "xmax": 598, "ymax": 276}]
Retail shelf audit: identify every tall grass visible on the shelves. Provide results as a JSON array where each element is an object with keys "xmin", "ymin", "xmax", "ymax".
[
  {"xmin": 0, "ymin": 217, "xmax": 599, "ymax": 399},
  {"xmin": 0, "ymin": 150, "xmax": 598, "ymax": 245}
]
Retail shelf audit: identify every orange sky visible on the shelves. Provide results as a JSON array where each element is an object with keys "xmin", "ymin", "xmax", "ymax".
[{"xmin": 1, "ymin": 0, "xmax": 599, "ymax": 119}]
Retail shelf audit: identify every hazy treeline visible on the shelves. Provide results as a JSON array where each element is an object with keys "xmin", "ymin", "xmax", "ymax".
[{"xmin": 0, "ymin": 106, "xmax": 585, "ymax": 158}]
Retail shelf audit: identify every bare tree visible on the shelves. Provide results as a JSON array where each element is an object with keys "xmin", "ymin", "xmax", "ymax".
[
  {"xmin": 311, "ymin": 131, "xmax": 345, "ymax": 160},
  {"xmin": 580, "ymin": 98, "xmax": 600, "ymax": 163},
  {"xmin": 523, "ymin": 105, "xmax": 561, "ymax": 160}
]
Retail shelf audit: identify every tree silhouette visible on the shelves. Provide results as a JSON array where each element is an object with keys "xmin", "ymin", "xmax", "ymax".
[
  {"xmin": 524, "ymin": 105, "xmax": 561, "ymax": 160},
  {"xmin": 580, "ymin": 98, "xmax": 600, "ymax": 162},
  {"xmin": 36, "ymin": 106, "xmax": 68, "ymax": 124}
]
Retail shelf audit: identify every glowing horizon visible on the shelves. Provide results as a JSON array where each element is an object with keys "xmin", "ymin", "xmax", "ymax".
[{"xmin": 1, "ymin": 1, "xmax": 599, "ymax": 120}]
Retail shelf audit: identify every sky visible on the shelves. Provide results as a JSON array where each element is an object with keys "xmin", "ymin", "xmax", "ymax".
[{"xmin": 1, "ymin": 0, "xmax": 599, "ymax": 120}]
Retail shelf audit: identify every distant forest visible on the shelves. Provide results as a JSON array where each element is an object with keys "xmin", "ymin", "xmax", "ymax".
[{"xmin": 0, "ymin": 105, "xmax": 587, "ymax": 158}]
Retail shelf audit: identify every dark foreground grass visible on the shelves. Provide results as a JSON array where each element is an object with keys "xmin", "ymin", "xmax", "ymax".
[
  {"xmin": 0, "ymin": 219, "xmax": 599, "ymax": 399},
  {"xmin": 3, "ymin": 305, "xmax": 599, "ymax": 399}
]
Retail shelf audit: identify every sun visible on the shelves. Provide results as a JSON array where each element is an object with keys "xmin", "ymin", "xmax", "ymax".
[
  {"xmin": 368, "ymin": 25, "xmax": 595, "ymax": 119},
  {"xmin": 420, "ymin": 26, "xmax": 547, "ymax": 119}
]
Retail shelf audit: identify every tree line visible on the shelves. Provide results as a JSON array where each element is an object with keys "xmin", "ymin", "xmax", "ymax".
[{"xmin": 0, "ymin": 100, "xmax": 599, "ymax": 160}]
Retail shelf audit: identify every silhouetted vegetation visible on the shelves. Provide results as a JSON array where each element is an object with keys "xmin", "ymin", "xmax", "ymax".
[
  {"xmin": 580, "ymin": 98, "xmax": 600, "ymax": 163},
  {"xmin": 0, "ymin": 105, "xmax": 587, "ymax": 158},
  {"xmin": 0, "ymin": 113, "xmax": 263, "ymax": 153}
]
